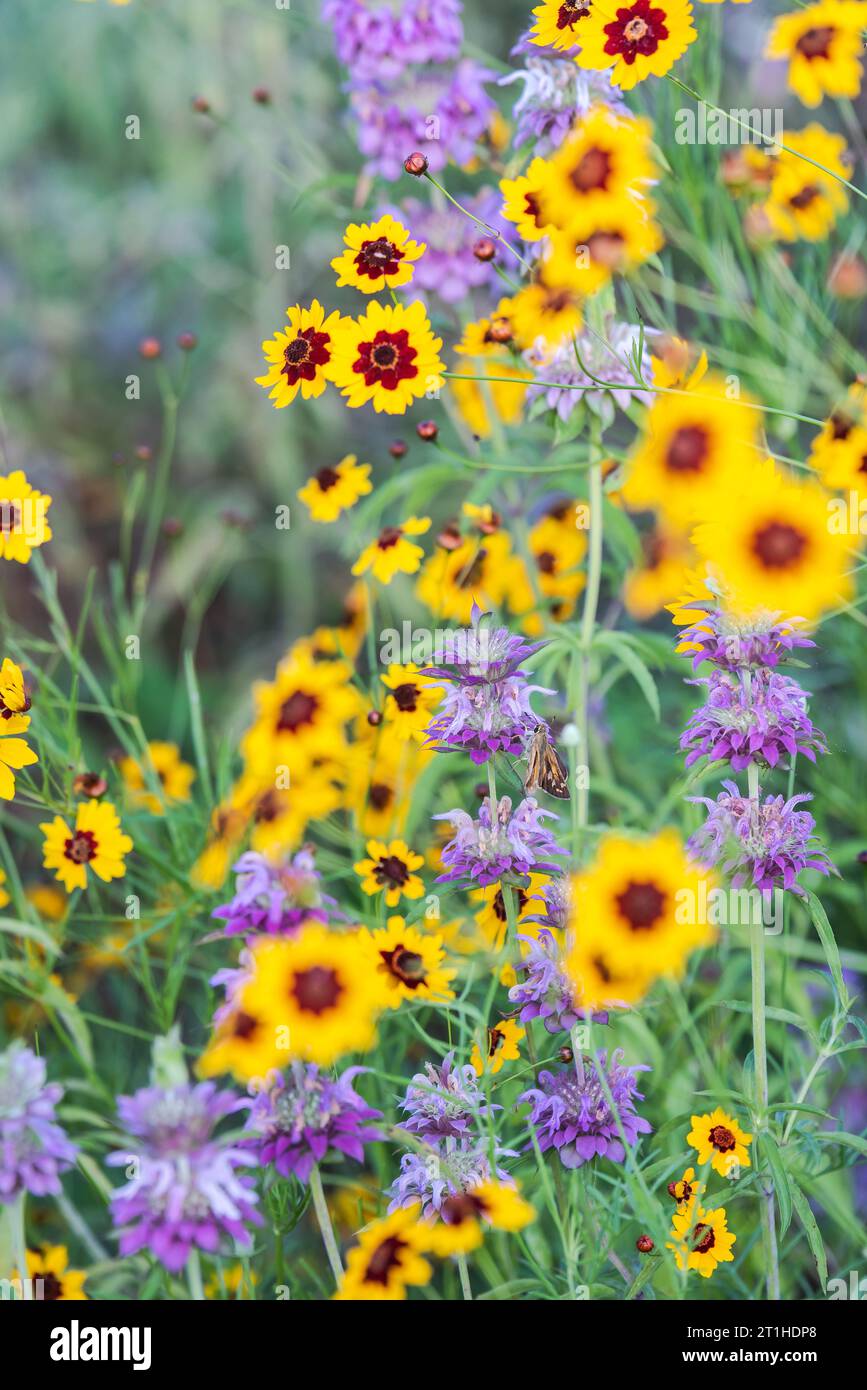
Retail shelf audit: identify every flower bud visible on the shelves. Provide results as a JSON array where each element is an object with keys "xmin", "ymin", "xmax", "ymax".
[{"xmin": 404, "ymin": 152, "xmax": 429, "ymax": 177}]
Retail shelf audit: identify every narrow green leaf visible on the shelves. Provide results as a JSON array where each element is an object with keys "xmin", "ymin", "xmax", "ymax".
[{"xmin": 790, "ymin": 1181, "xmax": 828, "ymax": 1289}]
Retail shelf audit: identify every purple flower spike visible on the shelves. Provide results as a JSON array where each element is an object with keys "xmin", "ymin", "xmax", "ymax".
[
  {"xmin": 321, "ymin": 0, "xmax": 464, "ymax": 84},
  {"xmin": 501, "ymin": 33, "xmax": 628, "ymax": 156},
  {"xmin": 399, "ymin": 1052, "xmax": 496, "ymax": 1141},
  {"xmin": 509, "ymin": 929, "xmax": 582, "ymax": 1035},
  {"xmin": 525, "ymin": 319, "xmax": 653, "ymax": 428},
  {"xmin": 0, "ymin": 1044, "xmax": 77, "ymax": 1203},
  {"xmin": 688, "ymin": 780, "xmax": 835, "ymax": 895},
  {"xmin": 678, "ymin": 604, "xmax": 815, "ymax": 673},
  {"xmin": 518, "ymin": 1052, "xmax": 652, "ymax": 1169},
  {"xmin": 243, "ymin": 1063, "xmax": 382, "ymax": 1185},
  {"xmin": 346, "ymin": 61, "xmax": 495, "ymax": 180},
  {"xmin": 107, "ymin": 1082, "xmax": 261, "ymax": 1273},
  {"xmin": 680, "ymin": 669, "xmax": 827, "ymax": 772},
  {"xmin": 435, "ymin": 795, "xmax": 567, "ymax": 888},
  {"xmin": 212, "ymin": 848, "xmax": 334, "ymax": 939},
  {"xmin": 388, "ymin": 1138, "xmax": 515, "ymax": 1218}
]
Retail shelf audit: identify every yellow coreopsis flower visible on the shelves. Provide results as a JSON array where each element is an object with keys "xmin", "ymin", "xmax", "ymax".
[
  {"xmin": 297, "ymin": 455, "xmax": 372, "ymax": 522},
  {"xmin": 426, "ymin": 1180, "xmax": 537, "ymax": 1255},
  {"xmin": 256, "ymin": 300, "xmax": 350, "ymax": 408},
  {"xmin": 331, "ymin": 214, "xmax": 426, "ymax": 293},
  {"xmin": 536, "ymin": 106, "xmax": 658, "ymax": 232},
  {"xmin": 361, "ymin": 916, "xmax": 455, "ymax": 1006},
  {"xmin": 500, "ymin": 157, "xmax": 557, "ymax": 241},
  {"xmin": 530, "ymin": 0, "xmax": 594, "ymax": 52},
  {"xmin": 354, "ymin": 838, "xmax": 425, "ymax": 908},
  {"xmin": 471, "ymin": 1017, "xmax": 525, "ymax": 1076},
  {"xmin": 10, "ymin": 1246, "xmax": 87, "ymax": 1301},
  {"xmin": 40, "ymin": 801, "xmax": 133, "ymax": 894},
  {"xmin": 574, "ymin": 0, "xmax": 697, "ymax": 90},
  {"xmin": 352, "ymin": 517, "xmax": 431, "ymax": 584},
  {"xmin": 0, "ymin": 471, "xmax": 52, "ymax": 564},
  {"xmin": 330, "ymin": 301, "xmax": 445, "ymax": 414},
  {"xmin": 668, "ymin": 1200, "xmax": 737, "ymax": 1278},
  {"xmin": 380, "ymin": 663, "xmax": 442, "ymax": 741},
  {"xmin": 334, "ymin": 1207, "xmax": 434, "ymax": 1301},
  {"xmin": 766, "ymin": 2, "xmax": 867, "ymax": 108},
  {"xmin": 118, "ymin": 741, "xmax": 195, "ymax": 815},
  {"xmin": 762, "ymin": 125, "xmax": 850, "ymax": 242},
  {"xmin": 686, "ymin": 1107, "xmax": 753, "ymax": 1176}
]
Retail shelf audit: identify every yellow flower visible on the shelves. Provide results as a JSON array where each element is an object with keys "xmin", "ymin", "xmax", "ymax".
[
  {"xmin": 543, "ymin": 203, "xmax": 663, "ymax": 298},
  {"xmin": 0, "ymin": 658, "xmax": 32, "ymax": 732},
  {"xmin": 650, "ymin": 337, "xmax": 708, "ymax": 391},
  {"xmin": 0, "ymin": 869, "xmax": 8, "ymax": 910},
  {"xmin": 763, "ymin": 125, "xmax": 850, "ymax": 241},
  {"xmin": 521, "ymin": 512, "xmax": 587, "ymax": 633},
  {"xmin": 472, "ymin": 874, "xmax": 552, "ymax": 953},
  {"xmin": 297, "ymin": 455, "xmax": 372, "ymax": 523},
  {"xmin": 330, "ymin": 300, "xmax": 445, "ymax": 415},
  {"xmin": 536, "ymin": 106, "xmax": 658, "ymax": 232},
  {"xmin": 686, "ymin": 1107, "xmax": 753, "ymax": 1176},
  {"xmin": 361, "ymin": 916, "xmax": 455, "ymax": 1006},
  {"xmin": 530, "ymin": 0, "xmax": 594, "ymax": 51},
  {"xmin": 354, "ymin": 838, "xmax": 425, "ymax": 908},
  {"xmin": 41, "ymin": 800, "xmax": 133, "ymax": 894},
  {"xmin": 565, "ymin": 830, "xmax": 716, "ymax": 1006},
  {"xmin": 334, "ymin": 1206, "xmax": 434, "ymax": 1300},
  {"xmin": 667, "ymin": 1165, "xmax": 704, "ymax": 1207},
  {"xmin": 118, "ymin": 741, "xmax": 195, "ymax": 815},
  {"xmin": 454, "ymin": 302, "xmax": 519, "ymax": 357},
  {"xmin": 765, "ymin": 2, "xmax": 866, "ymax": 108},
  {"xmin": 198, "ymin": 997, "xmax": 286, "ymax": 1083},
  {"xmin": 236, "ymin": 925, "xmax": 383, "ymax": 1070},
  {"xmin": 231, "ymin": 764, "xmax": 343, "ymax": 858},
  {"xmin": 11, "ymin": 1246, "xmax": 87, "ymax": 1301},
  {"xmin": 380, "ymin": 663, "xmax": 442, "ymax": 741},
  {"xmin": 508, "ymin": 273, "xmax": 584, "ymax": 349},
  {"xmin": 811, "ymin": 418, "xmax": 867, "ymax": 498},
  {"xmin": 0, "ymin": 730, "xmax": 37, "ymax": 800},
  {"xmin": 426, "ymin": 1179, "xmax": 536, "ymax": 1255},
  {"xmin": 331, "ymin": 214, "xmax": 426, "ymax": 293},
  {"xmin": 256, "ymin": 300, "xmax": 349, "ymax": 408},
  {"xmin": 241, "ymin": 650, "xmax": 361, "ymax": 780},
  {"xmin": 26, "ymin": 883, "xmax": 68, "ymax": 921},
  {"xmin": 668, "ymin": 1201, "xmax": 737, "ymax": 1278},
  {"xmin": 574, "ymin": 0, "xmax": 697, "ymax": 90},
  {"xmin": 500, "ymin": 157, "xmax": 557, "ymax": 241},
  {"xmin": 416, "ymin": 529, "xmax": 527, "ymax": 623},
  {"xmin": 352, "ymin": 516, "xmax": 431, "ymax": 583},
  {"xmin": 623, "ymin": 526, "xmax": 695, "ymax": 620},
  {"xmin": 623, "ymin": 375, "xmax": 761, "ymax": 528},
  {"xmin": 692, "ymin": 458, "xmax": 854, "ymax": 623},
  {"xmin": 204, "ymin": 1263, "xmax": 259, "ymax": 1300},
  {"xmin": 471, "ymin": 1017, "xmax": 525, "ymax": 1076},
  {"xmin": 0, "ymin": 470, "xmax": 52, "ymax": 564}
]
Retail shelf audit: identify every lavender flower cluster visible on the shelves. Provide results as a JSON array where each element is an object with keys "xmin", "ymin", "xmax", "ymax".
[{"xmin": 518, "ymin": 1051, "xmax": 652, "ymax": 1169}]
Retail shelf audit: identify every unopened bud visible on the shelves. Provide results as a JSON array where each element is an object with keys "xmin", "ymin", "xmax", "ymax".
[
  {"xmin": 138, "ymin": 337, "xmax": 162, "ymax": 360},
  {"xmin": 473, "ymin": 237, "xmax": 496, "ymax": 262},
  {"xmin": 404, "ymin": 152, "xmax": 429, "ymax": 177},
  {"xmin": 416, "ymin": 420, "xmax": 438, "ymax": 443}
]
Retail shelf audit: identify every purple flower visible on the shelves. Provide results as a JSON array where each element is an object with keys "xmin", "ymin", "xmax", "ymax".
[
  {"xmin": 321, "ymin": 0, "xmax": 464, "ymax": 84},
  {"xmin": 242, "ymin": 1063, "xmax": 382, "ymax": 1184},
  {"xmin": 347, "ymin": 60, "xmax": 495, "ymax": 180},
  {"xmin": 509, "ymin": 929, "xmax": 582, "ymax": 1034},
  {"xmin": 384, "ymin": 191, "xmax": 518, "ymax": 303},
  {"xmin": 525, "ymin": 319, "xmax": 653, "ymax": 427},
  {"xmin": 212, "ymin": 849, "xmax": 333, "ymax": 939},
  {"xmin": 501, "ymin": 36, "xmax": 628, "ymax": 156},
  {"xmin": 0, "ymin": 1044, "xmax": 77, "ymax": 1203},
  {"xmin": 435, "ymin": 794, "xmax": 567, "ymax": 888},
  {"xmin": 688, "ymin": 780, "xmax": 835, "ymax": 894},
  {"xmin": 107, "ymin": 1082, "xmax": 261, "ymax": 1272},
  {"xmin": 518, "ymin": 1052, "xmax": 651, "ymax": 1168},
  {"xmin": 388, "ymin": 1139, "xmax": 514, "ymax": 1217},
  {"xmin": 424, "ymin": 606, "xmax": 545, "ymax": 684},
  {"xmin": 523, "ymin": 874, "xmax": 571, "ymax": 932},
  {"xmin": 677, "ymin": 603, "xmax": 815, "ymax": 673},
  {"xmin": 680, "ymin": 669, "xmax": 827, "ymax": 772},
  {"xmin": 399, "ymin": 1052, "xmax": 495, "ymax": 1141}
]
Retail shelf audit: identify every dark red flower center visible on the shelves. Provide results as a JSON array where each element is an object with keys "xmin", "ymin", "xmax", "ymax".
[
  {"xmin": 253, "ymin": 790, "xmax": 283, "ymax": 823},
  {"xmin": 456, "ymin": 548, "xmax": 487, "ymax": 588},
  {"xmin": 64, "ymin": 830, "xmax": 98, "ymax": 864},
  {"xmin": 39, "ymin": 1271, "xmax": 64, "ymax": 1301},
  {"xmin": 232, "ymin": 1010, "xmax": 260, "ymax": 1040},
  {"xmin": 493, "ymin": 887, "xmax": 527, "ymax": 922},
  {"xmin": 751, "ymin": 521, "xmax": 808, "ymax": 569},
  {"xmin": 789, "ymin": 184, "xmax": 820, "ymax": 210},
  {"xmin": 380, "ymin": 945, "xmax": 426, "ymax": 988},
  {"xmin": 859, "ymin": 455, "xmax": 867, "ymax": 474},
  {"xmin": 558, "ymin": 0, "xmax": 591, "ymax": 29},
  {"xmin": 392, "ymin": 682, "xmax": 420, "ymax": 712},
  {"xmin": 365, "ymin": 1236, "xmax": 405, "ymax": 1285},
  {"xmin": 353, "ymin": 329, "xmax": 418, "ymax": 391},
  {"xmin": 282, "ymin": 327, "xmax": 331, "ymax": 386},
  {"xmin": 666, "ymin": 425, "xmax": 709, "ymax": 473},
  {"xmin": 374, "ymin": 854, "xmax": 410, "ymax": 888},
  {"xmin": 692, "ymin": 1222, "xmax": 716, "ymax": 1255},
  {"xmin": 795, "ymin": 25, "xmax": 834, "ymax": 60},
  {"xmin": 616, "ymin": 880, "xmax": 666, "ymax": 930},
  {"xmin": 524, "ymin": 193, "xmax": 546, "ymax": 228},
  {"xmin": 668, "ymin": 1178, "xmax": 694, "ymax": 1203},
  {"xmin": 377, "ymin": 526, "xmax": 403, "ymax": 550},
  {"xmin": 709, "ymin": 1124, "xmax": 736, "ymax": 1152},
  {"xmin": 276, "ymin": 690, "xmax": 318, "ymax": 732},
  {"xmin": 369, "ymin": 782, "xmax": 393, "ymax": 811},
  {"xmin": 536, "ymin": 549, "xmax": 557, "ymax": 575},
  {"xmin": 354, "ymin": 236, "xmax": 403, "ymax": 281},
  {"xmin": 830, "ymin": 411, "xmax": 853, "ymax": 440},
  {"xmin": 604, "ymin": 0, "xmax": 668, "ymax": 64},
  {"xmin": 587, "ymin": 231, "xmax": 626, "ymax": 269},
  {"xmin": 488, "ymin": 1025, "xmax": 505, "ymax": 1057},
  {"xmin": 0, "ymin": 502, "xmax": 22, "ymax": 534},
  {"xmin": 315, "ymin": 466, "xmax": 340, "ymax": 491},
  {"xmin": 570, "ymin": 147, "xmax": 612, "ymax": 193},
  {"xmin": 292, "ymin": 965, "xmax": 342, "ymax": 1015},
  {"xmin": 441, "ymin": 1193, "xmax": 485, "ymax": 1225}
]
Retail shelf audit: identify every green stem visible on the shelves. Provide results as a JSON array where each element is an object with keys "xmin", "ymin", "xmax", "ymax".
[
  {"xmin": 576, "ymin": 455, "xmax": 603, "ymax": 850},
  {"xmin": 309, "ymin": 1164, "xmax": 344, "ymax": 1287},
  {"xmin": 187, "ymin": 1248, "xmax": 205, "ymax": 1301},
  {"xmin": 9, "ymin": 1193, "xmax": 30, "ymax": 1301},
  {"xmin": 457, "ymin": 1252, "xmax": 473, "ymax": 1301}
]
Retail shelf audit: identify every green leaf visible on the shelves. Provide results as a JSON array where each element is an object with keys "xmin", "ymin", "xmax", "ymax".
[
  {"xmin": 593, "ymin": 630, "xmax": 661, "ymax": 721},
  {"xmin": 804, "ymin": 890, "xmax": 849, "ymax": 1009},
  {"xmin": 814, "ymin": 1131, "xmax": 867, "ymax": 1158},
  {"xmin": 761, "ymin": 1131, "xmax": 793, "ymax": 1237},
  {"xmin": 0, "ymin": 916, "xmax": 61, "ymax": 956},
  {"xmin": 790, "ymin": 1180, "xmax": 828, "ymax": 1289}
]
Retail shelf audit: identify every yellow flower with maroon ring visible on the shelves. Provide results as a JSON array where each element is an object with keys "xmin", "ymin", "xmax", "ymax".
[
  {"xmin": 354, "ymin": 838, "xmax": 425, "ymax": 909},
  {"xmin": 255, "ymin": 300, "xmax": 349, "ymax": 407},
  {"xmin": 352, "ymin": 516, "xmax": 431, "ymax": 584},
  {"xmin": 240, "ymin": 925, "xmax": 382, "ymax": 1067},
  {"xmin": 426, "ymin": 1180, "xmax": 537, "ymax": 1256},
  {"xmin": 11, "ymin": 1246, "xmax": 87, "ymax": 1301},
  {"xmin": 0, "ymin": 469, "xmax": 52, "ymax": 564},
  {"xmin": 334, "ymin": 1206, "xmax": 434, "ymax": 1301},
  {"xmin": 765, "ymin": 1, "xmax": 866, "ymax": 109},
  {"xmin": 536, "ymin": 107, "xmax": 658, "ymax": 231},
  {"xmin": 40, "ymin": 800, "xmax": 133, "ymax": 894},
  {"xmin": 297, "ymin": 454, "xmax": 372, "ymax": 522},
  {"xmin": 762, "ymin": 124, "xmax": 850, "ymax": 243},
  {"xmin": 668, "ymin": 1201, "xmax": 736, "ymax": 1278},
  {"xmin": 362, "ymin": 916, "xmax": 455, "ymax": 1006},
  {"xmin": 0, "ymin": 658, "xmax": 31, "ymax": 733},
  {"xmin": 381, "ymin": 662, "xmax": 443, "ymax": 741},
  {"xmin": 692, "ymin": 458, "xmax": 853, "ymax": 623},
  {"xmin": 240, "ymin": 651, "xmax": 361, "ymax": 779},
  {"xmin": 471, "ymin": 1016, "xmax": 525, "ymax": 1076},
  {"xmin": 667, "ymin": 1165, "xmax": 704, "ymax": 1207},
  {"xmin": 508, "ymin": 273, "xmax": 584, "ymax": 349},
  {"xmin": 331, "ymin": 214, "xmax": 426, "ymax": 293},
  {"xmin": 812, "ymin": 419, "xmax": 867, "ymax": 496},
  {"xmin": 500, "ymin": 156, "xmax": 557, "ymax": 241},
  {"xmin": 687, "ymin": 1106, "xmax": 753, "ymax": 1176},
  {"xmin": 472, "ymin": 875, "xmax": 551, "ymax": 953},
  {"xmin": 530, "ymin": 0, "xmax": 594, "ymax": 52},
  {"xmin": 330, "ymin": 300, "xmax": 445, "ymax": 415},
  {"xmin": 198, "ymin": 997, "xmax": 288, "ymax": 1084},
  {"xmin": 544, "ymin": 203, "xmax": 663, "ymax": 297},
  {"xmin": 455, "ymin": 300, "xmax": 519, "ymax": 357},
  {"xmin": 118, "ymin": 740, "xmax": 195, "ymax": 815},
  {"xmin": 574, "ymin": 0, "xmax": 697, "ymax": 91}
]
